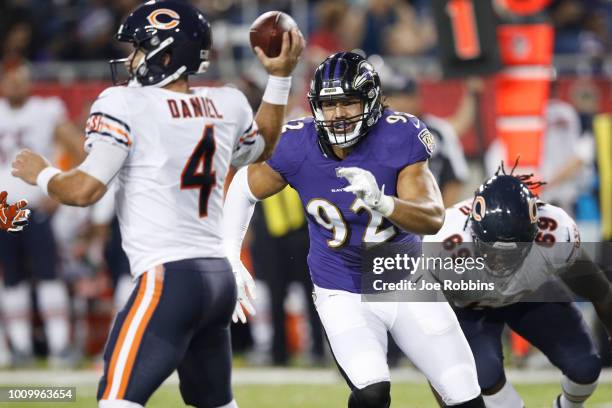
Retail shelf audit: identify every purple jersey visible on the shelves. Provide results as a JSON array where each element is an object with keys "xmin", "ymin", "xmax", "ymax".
[{"xmin": 267, "ymin": 109, "xmax": 434, "ymax": 293}]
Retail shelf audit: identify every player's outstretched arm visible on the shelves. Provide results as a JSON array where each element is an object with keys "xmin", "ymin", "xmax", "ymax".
[
  {"xmin": 12, "ymin": 142, "xmax": 125, "ymax": 207},
  {"xmin": 252, "ymin": 29, "xmax": 305, "ymax": 161},
  {"xmin": 223, "ymin": 163, "xmax": 287, "ymax": 323}
]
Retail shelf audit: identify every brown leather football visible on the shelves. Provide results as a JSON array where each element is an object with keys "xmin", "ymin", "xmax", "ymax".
[{"xmin": 249, "ymin": 11, "xmax": 298, "ymax": 58}]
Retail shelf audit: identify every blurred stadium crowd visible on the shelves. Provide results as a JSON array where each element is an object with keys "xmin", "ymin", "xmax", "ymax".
[
  {"xmin": 0, "ymin": 0, "xmax": 611, "ymax": 374},
  {"xmin": 1, "ymin": 0, "xmax": 611, "ymax": 63}
]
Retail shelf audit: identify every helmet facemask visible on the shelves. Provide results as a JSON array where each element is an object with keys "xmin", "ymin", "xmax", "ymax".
[
  {"xmin": 310, "ymin": 89, "xmax": 380, "ymax": 148},
  {"xmin": 473, "ymin": 238, "xmax": 533, "ymax": 278},
  {"xmin": 308, "ymin": 54, "xmax": 383, "ymax": 149}
]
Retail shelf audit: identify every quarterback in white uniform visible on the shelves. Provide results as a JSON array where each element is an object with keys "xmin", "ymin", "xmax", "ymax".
[
  {"xmin": 12, "ymin": 1, "xmax": 304, "ymax": 407},
  {"xmin": 424, "ymin": 169, "xmax": 612, "ymax": 408}
]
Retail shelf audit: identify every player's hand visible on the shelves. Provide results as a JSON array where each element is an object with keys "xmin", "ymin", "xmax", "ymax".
[
  {"xmin": 11, "ymin": 149, "xmax": 52, "ymax": 186},
  {"xmin": 0, "ymin": 191, "xmax": 31, "ymax": 234},
  {"xmin": 254, "ymin": 28, "xmax": 306, "ymax": 77},
  {"xmin": 336, "ymin": 167, "xmax": 395, "ymax": 217},
  {"xmin": 231, "ymin": 259, "xmax": 256, "ymax": 324}
]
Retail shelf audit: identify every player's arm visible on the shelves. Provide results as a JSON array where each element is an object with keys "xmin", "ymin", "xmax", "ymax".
[
  {"xmin": 392, "ymin": 160, "xmax": 445, "ymax": 234},
  {"xmin": 223, "ymin": 162, "xmax": 287, "ymax": 256},
  {"xmin": 11, "ymin": 141, "xmax": 126, "ymax": 207},
  {"xmin": 222, "ymin": 162, "xmax": 287, "ymax": 323},
  {"xmin": 559, "ymin": 250, "xmax": 612, "ymax": 338},
  {"xmin": 252, "ymin": 29, "xmax": 305, "ymax": 162},
  {"xmin": 337, "ymin": 160, "xmax": 445, "ymax": 235}
]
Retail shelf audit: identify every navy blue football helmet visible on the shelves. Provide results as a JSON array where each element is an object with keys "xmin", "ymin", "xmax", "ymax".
[
  {"xmin": 307, "ymin": 52, "xmax": 383, "ymax": 148},
  {"xmin": 470, "ymin": 175, "xmax": 539, "ymax": 276},
  {"xmin": 110, "ymin": 0, "xmax": 212, "ymax": 87}
]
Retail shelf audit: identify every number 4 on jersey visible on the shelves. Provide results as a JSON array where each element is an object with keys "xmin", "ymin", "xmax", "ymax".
[{"xmin": 181, "ymin": 125, "xmax": 217, "ymax": 217}]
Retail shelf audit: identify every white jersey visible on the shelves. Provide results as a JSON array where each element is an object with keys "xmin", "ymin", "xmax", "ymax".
[
  {"xmin": 423, "ymin": 198, "xmax": 581, "ymax": 308},
  {"xmin": 0, "ymin": 96, "xmax": 66, "ymax": 207},
  {"xmin": 85, "ymin": 85, "xmax": 264, "ymax": 277},
  {"xmin": 540, "ymin": 99, "xmax": 594, "ymax": 208}
]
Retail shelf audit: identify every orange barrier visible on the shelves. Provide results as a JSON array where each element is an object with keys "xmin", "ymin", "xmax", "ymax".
[{"xmin": 495, "ymin": 23, "xmax": 554, "ymax": 168}]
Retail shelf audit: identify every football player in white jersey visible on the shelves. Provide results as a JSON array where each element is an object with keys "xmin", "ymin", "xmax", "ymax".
[
  {"xmin": 12, "ymin": 1, "xmax": 304, "ymax": 407},
  {"xmin": 423, "ymin": 165, "xmax": 612, "ymax": 408},
  {"xmin": 0, "ymin": 62, "xmax": 83, "ymax": 367}
]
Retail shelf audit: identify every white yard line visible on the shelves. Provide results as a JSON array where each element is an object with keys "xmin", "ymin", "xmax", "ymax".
[{"xmin": 0, "ymin": 368, "xmax": 611, "ymax": 386}]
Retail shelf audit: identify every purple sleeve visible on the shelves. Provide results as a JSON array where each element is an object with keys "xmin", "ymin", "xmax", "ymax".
[
  {"xmin": 378, "ymin": 113, "xmax": 435, "ymax": 169},
  {"xmin": 266, "ymin": 124, "xmax": 305, "ymax": 183},
  {"xmin": 409, "ymin": 126, "xmax": 435, "ymax": 164}
]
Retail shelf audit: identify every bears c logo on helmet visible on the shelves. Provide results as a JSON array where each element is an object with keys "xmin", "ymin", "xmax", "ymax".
[
  {"xmin": 147, "ymin": 8, "xmax": 180, "ymax": 30},
  {"xmin": 472, "ymin": 196, "xmax": 486, "ymax": 222}
]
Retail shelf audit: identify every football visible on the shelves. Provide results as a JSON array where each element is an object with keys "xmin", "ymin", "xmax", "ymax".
[{"xmin": 249, "ymin": 11, "xmax": 298, "ymax": 58}]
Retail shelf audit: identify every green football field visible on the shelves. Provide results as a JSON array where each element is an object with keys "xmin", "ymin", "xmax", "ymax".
[{"xmin": 1, "ymin": 382, "xmax": 611, "ymax": 408}]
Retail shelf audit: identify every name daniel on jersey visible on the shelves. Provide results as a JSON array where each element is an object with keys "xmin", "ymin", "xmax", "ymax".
[{"xmin": 167, "ymin": 96, "xmax": 224, "ymax": 120}]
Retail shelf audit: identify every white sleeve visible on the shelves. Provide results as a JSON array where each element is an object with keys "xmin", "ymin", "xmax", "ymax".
[
  {"xmin": 78, "ymin": 140, "xmax": 128, "ymax": 185},
  {"xmin": 222, "ymin": 167, "xmax": 259, "ymax": 261},
  {"xmin": 229, "ymin": 89, "xmax": 265, "ymax": 167},
  {"xmin": 84, "ymin": 88, "xmax": 132, "ymax": 153}
]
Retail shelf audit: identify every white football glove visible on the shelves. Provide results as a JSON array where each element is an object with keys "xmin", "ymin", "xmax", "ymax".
[
  {"xmin": 230, "ymin": 257, "xmax": 256, "ymax": 324},
  {"xmin": 336, "ymin": 167, "xmax": 395, "ymax": 217}
]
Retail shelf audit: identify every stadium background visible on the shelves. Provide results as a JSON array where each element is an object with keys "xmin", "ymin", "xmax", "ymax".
[{"xmin": 1, "ymin": 0, "xmax": 612, "ymax": 406}]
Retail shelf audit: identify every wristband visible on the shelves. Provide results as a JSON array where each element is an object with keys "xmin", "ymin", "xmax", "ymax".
[
  {"xmin": 36, "ymin": 166, "xmax": 61, "ymax": 196},
  {"xmin": 262, "ymin": 75, "xmax": 292, "ymax": 105},
  {"xmin": 374, "ymin": 194, "xmax": 395, "ymax": 218}
]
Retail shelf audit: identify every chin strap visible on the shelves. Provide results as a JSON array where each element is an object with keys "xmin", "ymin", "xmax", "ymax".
[{"xmin": 317, "ymin": 138, "xmax": 341, "ymax": 161}]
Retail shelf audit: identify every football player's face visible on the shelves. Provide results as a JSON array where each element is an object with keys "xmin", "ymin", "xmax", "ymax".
[
  {"xmin": 0, "ymin": 66, "xmax": 31, "ymax": 106},
  {"xmin": 321, "ymin": 98, "xmax": 362, "ymax": 132},
  {"xmin": 125, "ymin": 48, "xmax": 146, "ymax": 75}
]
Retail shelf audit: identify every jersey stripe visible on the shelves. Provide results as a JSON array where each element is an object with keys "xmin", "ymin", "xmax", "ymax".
[
  {"xmin": 237, "ymin": 129, "xmax": 258, "ymax": 144},
  {"xmin": 86, "ymin": 112, "xmax": 132, "ymax": 147},
  {"xmin": 243, "ymin": 121, "xmax": 253, "ymax": 135},
  {"xmin": 86, "ymin": 130, "xmax": 131, "ymax": 147},
  {"xmin": 102, "ymin": 266, "xmax": 164, "ymax": 400},
  {"xmin": 90, "ymin": 111, "xmax": 131, "ymax": 132},
  {"xmin": 102, "ymin": 277, "xmax": 146, "ymax": 400}
]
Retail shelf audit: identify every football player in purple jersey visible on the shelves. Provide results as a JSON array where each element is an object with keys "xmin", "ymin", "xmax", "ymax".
[{"xmin": 223, "ymin": 52, "xmax": 485, "ymax": 408}]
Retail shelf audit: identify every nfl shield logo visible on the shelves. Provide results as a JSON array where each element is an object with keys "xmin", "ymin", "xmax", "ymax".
[{"xmin": 418, "ymin": 129, "xmax": 436, "ymax": 155}]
